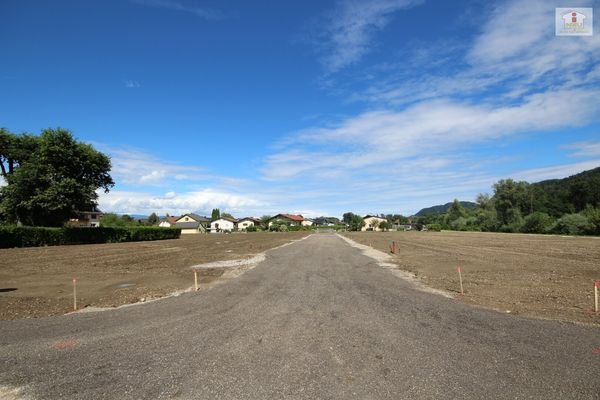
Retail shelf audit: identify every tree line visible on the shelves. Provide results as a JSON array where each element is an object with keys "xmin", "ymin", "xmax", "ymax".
[{"xmin": 417, "ymin": 168, "xmax": 600, "ymax": 235}]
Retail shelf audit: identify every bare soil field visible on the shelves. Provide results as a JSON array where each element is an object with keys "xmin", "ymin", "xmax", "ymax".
[
  {"xmin": 344, "ymin": 231, "xmax": 600, "ymax": 325},
  {"xmin": 0, "ymin": 232, "xmax": 309, "ymax": 320}
]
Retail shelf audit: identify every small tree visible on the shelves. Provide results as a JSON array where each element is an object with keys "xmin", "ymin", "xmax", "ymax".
[
  {"xmin": 349, "ymin": 215, "xmax": 364, "ymax": 231},
  {"xmin": 260, "ymin": 215, "xmax": 272, "ymax": 230},
  {"xmin": 342, "ymin": 212, "xmax": 356, "ymax": 225},
  {"xmin": 211, "ymin": 208, "xmax": 220, "ymax": 220},
  {"xmin": 447, "ymin": 199, "xmax": 466, "ymax": 221},
  {"xmin": 379, "ymin": 221, "xmax": 390, "ymax": 231},
  {"xmin": 148, "ymin": 212, "xmax": 159, "ymax": 225}
]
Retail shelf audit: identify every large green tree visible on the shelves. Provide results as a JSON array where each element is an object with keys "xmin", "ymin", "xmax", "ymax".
[{"xmin": 0, "ymin": 128, "xmax": 114, "ymax": 226}]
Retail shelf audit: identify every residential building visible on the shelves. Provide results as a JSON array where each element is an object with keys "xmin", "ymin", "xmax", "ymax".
[
  {"xmin": 210, "ymin": 216, "xmax": 238, "ymax": 233},
  {"xmin": 361, "ymin": 215, "xmax": 388, "ymax": 231},
  {"xmin": 68, "ymin": 207, "xmax": 103, "ymax": 228},
  {"xmin": 158, "ymin": 215, "xmax": 179, "ymax": 228},
  {"xmin": 237, "ymin": 217, "xmax": 261, "ymax": 231},
  {"xmin": 175, "ymin": 213, "xmax": 210, "ymax": 234},
  {"xmin": 268, "ymin": 214, "xmax": 304, "ymax": 227}
]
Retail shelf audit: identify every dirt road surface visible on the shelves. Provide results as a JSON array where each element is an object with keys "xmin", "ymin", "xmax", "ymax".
[{"xmin": 1, "ymin": 234, "xmax": 599, "ymax": 399}]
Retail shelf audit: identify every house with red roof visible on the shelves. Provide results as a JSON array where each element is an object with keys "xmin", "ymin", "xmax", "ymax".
[{"xmin": 268, "ymin": 214, "xmax": 305, "ymax": 228}]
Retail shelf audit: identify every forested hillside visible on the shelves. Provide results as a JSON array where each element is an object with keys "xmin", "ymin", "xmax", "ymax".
[
  {"xmin": 416, "ymin": 166, "xmax": 600, "ymax": 235},
  {"xmin": 416, "ymin": 201, "xmax": 476, "ymax": 216}
]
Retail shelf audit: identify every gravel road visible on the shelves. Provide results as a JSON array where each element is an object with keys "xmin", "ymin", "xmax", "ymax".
[{"xmin": 1, "ymin": 234, "xmax": 599, "ymax": 399}]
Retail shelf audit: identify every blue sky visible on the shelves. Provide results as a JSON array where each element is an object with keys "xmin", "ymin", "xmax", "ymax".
[{"xmin": 1, "ymin": 0, "xmax": 599, "ymax": 217}]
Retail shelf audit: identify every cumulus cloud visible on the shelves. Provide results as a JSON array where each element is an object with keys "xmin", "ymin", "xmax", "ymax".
[
  {"xmin": 98, "ymin": 188, "xmax": 266, "ymax": 216},
  {"xmin": 103, "ymin": 146, "xmax": 207, "ymax": 186}
]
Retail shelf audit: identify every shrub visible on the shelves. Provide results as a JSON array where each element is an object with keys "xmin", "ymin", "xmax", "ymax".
[
  {"xmin": 520, "ymin": 212, "xmax": 553, "ymax": 234},
  {"xmin": 0, "ymin": 226, "xmax": 63, "ymax": 247},
  {"xmin": 0, "ymin": 226, "xmax": 181, "ymax": 248},
  {"xmin": 550, "ymin": 213, "xmax": 590, "ymax": 235},
  {"xmin": 426, "ymin": 223, "xmax": 442, "ymax": 232},
  {"xmin": 278, "ymin": 224, "xmax": 288, "ymax": 232}
]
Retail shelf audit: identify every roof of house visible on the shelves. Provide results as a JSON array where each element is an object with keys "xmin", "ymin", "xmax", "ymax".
[
  {"xmin": 175, "ymin": 221, "xmax": 200, "ymax": 229},
  {"xmin": 161, "ymin": 216, "xmax": 179, "ymax": 225},
  {"xmin": 214, "ymin": 216, "xmax": 238, "ymax": 223},
  {"xmin": 238, "ymin": 217, "xmax": 261, "ymax": 223},
  {"xmin": 363, "ymin": 215, "xmax": 387, "ymax": 220},
  {"xmin": 179, "ymin": 213, "xmax": 210, "ymax": 223},
  {"xmin": 273, "ymin": 213, "xmax": 304, "ymax": 222}
]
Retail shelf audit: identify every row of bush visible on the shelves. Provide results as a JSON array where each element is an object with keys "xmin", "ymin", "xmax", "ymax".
[{"xmin": 0, "ymin": 226, "xmax": 181, "ymax": 248}]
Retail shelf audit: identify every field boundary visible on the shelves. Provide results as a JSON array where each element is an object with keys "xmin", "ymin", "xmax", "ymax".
[{"xmin": 337, "ymin": 234, "xmax": 454, "ymax": 299}]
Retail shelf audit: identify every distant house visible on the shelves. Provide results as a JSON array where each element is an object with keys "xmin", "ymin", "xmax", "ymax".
[
  {"xmin": 361, "ymin": 215, "xmax": 387, "ymax": 232},
  {"xmin": 210, "ymin": 216, "xmax": 238, "ymax": 233},
  {"xmin": 268, "ymin": 214, "xmax": 304, "ymax": 227},
  {"xmin": 301, "ymin": 218, "xmax": 314, "ymax": 227},
  {"xmin": 313, "ymin": 216, "xmax": 340, "ymax": 226},
  {"xmin": 175, "ymin": 213, "xmax": 210, "ymax": 234},
  {"xmin": 158, "ymin": 215, "xmax": 179, "ymax": 228},
  {"xmin": 69, "ymin": 207, "xmax": 103, "ymax": 228},
  {"xmin": 237, "ymin": 217, "xmax": 261, "ymax": 231}
]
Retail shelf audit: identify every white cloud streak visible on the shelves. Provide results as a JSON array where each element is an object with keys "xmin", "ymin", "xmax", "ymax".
[
  {"xmin": 360, "ymin": 0, "xmax": 600, "ymax": 106},
  {"xmin": 130, "ymin": 0, "xmax": 224, "ymax": 19},
  {"xmin": 124, "ymin": 80, "xmax": 141, "ymax": 88},
  {"xmin": 318, "ymin": 0, "xmax": 422, "ymax": 73},
  {"xmin": 565, "ymin": 141, "xmax": 600, "ymax": 158},
  {"xmin": 265, "ymin": 87, "xmax": 600, "ymax": 180}
]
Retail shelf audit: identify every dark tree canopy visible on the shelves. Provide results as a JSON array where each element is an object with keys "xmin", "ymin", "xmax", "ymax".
[
  {"xmin": 148, "ymin": 212, "xmax": 159, "ymax": 225},
  {"xmin": 0, "ymin": 128, "xmax": 114, "ymax": 226}
]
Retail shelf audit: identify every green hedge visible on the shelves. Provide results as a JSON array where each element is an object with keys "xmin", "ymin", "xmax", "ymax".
[{"xmin": 0, "ymin": 226, "xmax": 181, "ymax": 248}]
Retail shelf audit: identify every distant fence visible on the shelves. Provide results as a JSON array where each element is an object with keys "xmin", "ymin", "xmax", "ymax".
[{"xmin": 0, "ymin": 226, "xmax": 181, "ymax": 248}]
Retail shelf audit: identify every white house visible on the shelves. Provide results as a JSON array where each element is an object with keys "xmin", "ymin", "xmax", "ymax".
[
  {"xmin": 68, "ymin": 207, "xmax": 103, "ymax": 228},
  {"xmin": 237, "ymin": 217, "xmax": 260, "ymax": 231},
  {"xmin": 361, "ymin": 215, "xmax": 387, "ymax": 231},
  {"xmin": 301, "ymin": 218, "xmax": 314, "ymax": 227},
  {"xmin": 210, "ymin": 216, "xmax": 238, "ymax": 233},
  {"xmin": 175, "ymin": 213, "xmax": 210, "ymax": 234},
  {"xmin": 158, "ymin": 216, "xmax": 179, "ymax": 228}
]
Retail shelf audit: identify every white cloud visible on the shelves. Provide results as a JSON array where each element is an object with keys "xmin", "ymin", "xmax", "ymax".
[
  {"xmin": 130, "ymin": 0, "xmax": 224, "ymax": 20},
  {"xmin": 565, "ymin": 141, "xmax": 600, "ymax": 158},
  {"xmin": 124, "ymin": 80, "xmax": 141, "ymax": 88},
  {"xmin": 510, "ymin": 160, "xmax": 600, "ymax": 183},
  {"xmin": 318, "ymin": 0, "xmax": 422, "ymax": 73},
  {"xmin": 266, "ymin": 87, "xmax": 600, "ymax": 180},
  {"xmin": 98, "ymin": 188, "xmax": 266, "ymax": 216},
  {"xmin": 358, "ymin": 0, "xmax": 600, "ymax": 106},
  {"xmin": 102, "ymin": 146, "xmax": 208, "ymax": 186}
]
